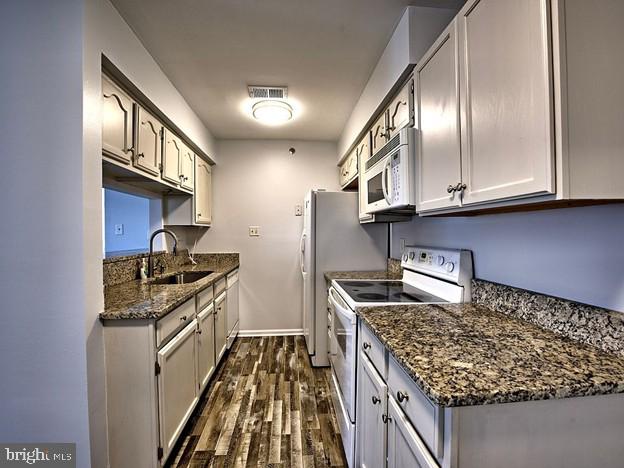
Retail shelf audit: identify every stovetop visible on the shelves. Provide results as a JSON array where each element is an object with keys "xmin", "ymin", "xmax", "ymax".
[{"xmin": 335, "ymin": 280, "xmax": 447, "ymax": 304}]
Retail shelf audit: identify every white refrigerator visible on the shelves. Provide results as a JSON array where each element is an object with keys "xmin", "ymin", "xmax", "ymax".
[{"xmin": 300, "ymin": 190, "xmax": 388, "ymax": 367}]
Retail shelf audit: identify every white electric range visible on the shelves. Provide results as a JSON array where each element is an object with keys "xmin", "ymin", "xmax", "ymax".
[{"xmin": 327, "ymin": 245, "xmax": 473, "ymax": 467}]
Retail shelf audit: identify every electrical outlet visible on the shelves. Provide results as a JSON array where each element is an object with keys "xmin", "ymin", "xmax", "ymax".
[
  {"xmin": 115, "ymin": 224, "xmax": 124, "ymax": 236},
  {"xmin": 249, "ymin": 226, "xmax": 260, "ymax": 237},
  {"xmin": 295, "ymin": 204, "xmax": 302, "ymax": 216}
]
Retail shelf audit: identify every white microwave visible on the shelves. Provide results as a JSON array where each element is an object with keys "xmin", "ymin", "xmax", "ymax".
[{"xmin": 362, "ymin": 127, "xmax": 416, "ymax": 214}]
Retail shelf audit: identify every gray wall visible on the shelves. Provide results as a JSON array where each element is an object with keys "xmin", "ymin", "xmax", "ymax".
[
  {"xmin": 175, "ymin": 140, "xmax": 340, "ymax": 333},
  {"xmin": 0, "ymin": 0, "xmax": 91, "ymax": 465},
  {"xmin": 391, "ymin": 204, "xmax": 624, "ymax": 311},
  {"xmin": 104, "ymin": 189, "xmax": 150, "ymax": 254}
]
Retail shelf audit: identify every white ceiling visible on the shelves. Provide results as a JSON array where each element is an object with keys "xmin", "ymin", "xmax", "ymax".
[{"xmin": 110, "ymin": 0, "xmax": 463, "ymax": 141}]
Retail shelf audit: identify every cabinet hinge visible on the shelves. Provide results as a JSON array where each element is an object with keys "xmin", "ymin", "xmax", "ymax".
[
  {"xmin": 157, "ymin": 446, "xmax": 163, "ymax": 460},
  {"xmin": 155, "ymin": 361, "xmax": 161, "ymax": 376}
]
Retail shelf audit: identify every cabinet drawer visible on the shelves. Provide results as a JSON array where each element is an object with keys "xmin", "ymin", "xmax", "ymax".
[
  {"xmin": 359, "ymin": 321, "xmax": 386, "ymax": 379},
  {"xmin": 156, "ymin": 298, "xmax": 195, "ymax": 348},
  {"xmin": 227, "ymin": 269, "xmax": 239, "ymax": 287},
  {"xmin": 388, "ymin": 355, "xmax": 443, "ymax": 459},
  {"xmin": 214, "ymin": 277, "xmax": 226, "ymax": 297},
  {"xmin": 197, "ymin": 285, "xmax": 214, "ymax": 312}
]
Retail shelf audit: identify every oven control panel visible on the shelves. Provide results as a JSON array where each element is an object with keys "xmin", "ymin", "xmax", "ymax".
[{"xmin": 401, "ymin": 246, "xmax": 473, "ymax": 286}]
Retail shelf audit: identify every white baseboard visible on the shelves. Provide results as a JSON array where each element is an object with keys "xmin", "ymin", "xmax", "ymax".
[{"xmin": 238, "ymin": 328, "xmax": 304, "ymax": 337}]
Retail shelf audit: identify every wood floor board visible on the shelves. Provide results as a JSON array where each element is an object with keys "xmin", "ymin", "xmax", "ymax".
[{"xmin": 167, "ymin": 336, "xmax": 347, "ymax": 468}]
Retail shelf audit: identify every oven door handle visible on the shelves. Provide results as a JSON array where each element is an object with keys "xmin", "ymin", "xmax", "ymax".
[
  {"xmin": 381, "ymin": 158, "xmax": 392, "ymax": 204},
  {"xmin": 329, "ymin": 288, "xmax": 357, "ymax": 325}
]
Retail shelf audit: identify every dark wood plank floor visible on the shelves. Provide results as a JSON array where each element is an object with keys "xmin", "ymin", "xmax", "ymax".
[{"xmin": 167, "ymin": 335, "xmax": 348, "ymax": 468}]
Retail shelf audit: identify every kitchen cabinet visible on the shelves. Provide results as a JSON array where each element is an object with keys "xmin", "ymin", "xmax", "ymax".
[
  {"xmin": 339, "ymin": 148, "xmax": 358, "ymax": 189},
  {"xmin": 196, "ymin": 303, "xmax": 215, "ymax": 393},
  {"xmin": 226, "ymin": 269, "xmax": 239, "ymax": 349},
  {"xmin": 179, "ymin": 143, "xmax": 195, "ymax": 192},
  {"xmin": 370, "ymin": 111, "xmax": 389, "ymax": 156},
  {"xmin": 387, "ymin": 397, "xmax": 438, "ymax": 468},
  {"xmin": 214, "ymin": 291, "xmax": 227, "ymax": 362},
  {"xmin": 416, "ymin": 21, "xmax": 462, "ymax": 212},
  {"xmin": 135, "ymin": 106, "xmax": 163, "ymax": 177},
  {"xmin": 157, "ymin": 320, "xmax": 198, "ymax": 462},
  {"xmin": 387, "ymin": 78, "xmax": 414, "ymax": 139},
  {"xmin": 194, "ymin": 157, "xmax": 212, "ymax": 225},
  {"xmin": 457, "ymin": 0, "xmax": 554, "ymax": 205},
  {"xmin": 356, "ymin": 352, "xmax": 387, "ymax": 468},
  {"xmin": 102, "ymin": 76, "xmax": 135, "ymax": 164},
  {"xmin": 162, "ymin": 129, "xmax": 182, "ymax": 185}
]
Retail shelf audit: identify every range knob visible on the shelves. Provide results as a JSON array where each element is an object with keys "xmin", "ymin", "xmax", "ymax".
[
  {"xmin": 409, "ymin": 252, "xmax": 415, "ymax": 260},
  {"xmin": 437, "ymin": 255, "xmax": 445, "ymax": 266},
  {"xmin": 403, "ymin": 254, "xmax": 408, "ymax": 261},
  {"xmin": 445, "ymin": 262, "xmax": 455, "ymax": 273}
]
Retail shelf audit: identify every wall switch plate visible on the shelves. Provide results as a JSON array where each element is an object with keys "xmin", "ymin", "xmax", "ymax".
[
  {"xmin": 115, "ymin": 224, "xmax": 124, "ymax": 236},
  {"xmin": 249, "ymin": 226, "xmax": 260, "ymax": 237},
  {"xmin": 295, "ymin": 204, "xmax": 302, "ymax": 216}
]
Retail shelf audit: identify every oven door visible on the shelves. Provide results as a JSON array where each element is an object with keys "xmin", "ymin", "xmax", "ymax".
[{"xmin": 328, "ymin": 287, "xmax": 357, "ymax": 423}]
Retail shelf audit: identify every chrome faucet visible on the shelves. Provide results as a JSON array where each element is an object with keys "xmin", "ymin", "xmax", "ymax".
[{"xmin": 148, "ymin": 228, "xmax": 178, "ymax": 278}]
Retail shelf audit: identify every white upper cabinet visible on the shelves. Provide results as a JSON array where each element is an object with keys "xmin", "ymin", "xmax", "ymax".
[
  {"xmin": 387, "ymin": 79, "xmax": 414, "ymax": 139},
  {"xmin": 179, "ymin": 143, "xmax": 195, "ymax": 192},
  {"xmin": 416, "ymin": 21, "xmax": 462, "ymax": 212},
  {"xmin": 458, "ymin": 0, "xmax": 554, "ymax": 205},
  {"xmin": 102, "ymin": 76, "xmax": 135, "ymax": 164},
  {"xmin": 162, "ymin": 129, "xmax": 182, "ymax": 185},
  {"xmin": 194, "ymin": 157, "xmax": 212, "ymax": 225},
  {"xmin": 135, "ymin": 106, "xmax": 163, "ymax": 177}
]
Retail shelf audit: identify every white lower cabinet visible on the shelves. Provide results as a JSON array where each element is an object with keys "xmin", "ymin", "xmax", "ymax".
[
  {"xmin": 387, "ymin": 397, "xmax": 438, "ymax": 468},
  {"xmin": 214, "ymin": 291, "xmax": 227, "ymax": 362},
  {"xmin": 157, "ymin": 320, "xmax": 198, "ymax": 462},
  {"xmin": 356, "ymin": 352, "xmax": 387, "ymax": 468},
  {"xmin": 196, "ymin": 303, "xmax": 215, "ymax": 393}
]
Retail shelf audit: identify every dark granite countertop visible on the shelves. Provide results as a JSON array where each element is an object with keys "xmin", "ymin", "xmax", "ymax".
[
  {"xmin": 101, "ymin": 258, "xmax": 239, "ymax": 320},
  {"xmin": 358, "ymin": 303, "xmax": 624, "ymax": 407},
  {"xmin": 324, "ymin": 270, "xmax": 398, "ymax": 282}
]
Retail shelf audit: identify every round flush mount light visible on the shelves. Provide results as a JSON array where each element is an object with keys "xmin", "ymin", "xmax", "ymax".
[{"xmin": 252, "ymin": 100, "xmax": 293, "ymax": 125}]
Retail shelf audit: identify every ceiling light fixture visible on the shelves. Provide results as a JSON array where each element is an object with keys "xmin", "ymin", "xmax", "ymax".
[{"xmin": 251, "ymin": 100, "xmax": 293, "ymax": 126}]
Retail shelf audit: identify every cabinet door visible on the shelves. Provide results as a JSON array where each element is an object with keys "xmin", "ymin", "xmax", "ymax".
[
  {"xmin": 157, "ymin": 320, "xmax": 198, "ymax": 462},
  {"xmin": 458, "ymin": 0, "xmax": 554, "ymax": 205},
  {"xmin": 162, "ymin": 129, "xmax": 181, "ymax": 185},
  {"xmin": 214, "ymin": 293, "xmax": 227, "ymax": 362},
  {"xmin": 194, "ymin": 158, "xmax": 212, "ymax": 225},
  {"xmin": 135, "ymin": 106, "xmax": 162, "ymax": 177},
  {"xmin": 371, "ymin": 111, "xmax": 389, "ymax": 156},
  {"xmin": 339, "ymin": 149, "xmax": 358, "ymax": 188},
  {"xmin": 197, "ymin": 304, "xmax": 215, "ymax": 392},
  {"xmin": 102, "ymin": 76, "xmax": 135, "ymax": 164},
  {"xmin": 179, "ymin": 143, "xmax": 195, "ymax": 192},
  {"xmin": 356, "ymin": 352, "xmax": 387, "ymax": 468},
  {"xmin": 387, "ymin": 397, "xmax": 438, "ymax": 468},
  {"xmin": 416, "ymin": 21, "xmax": 462, "ymax": 212},
  {"xmin": 388, "ymin": 79, "xmax": 414, "ymax": 139}
]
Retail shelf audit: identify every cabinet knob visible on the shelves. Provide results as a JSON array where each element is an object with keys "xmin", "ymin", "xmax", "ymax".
[
  {"xmin": 371, "ymin": 396, "xmax": 381, "ymax": 405},
  {"xmin": 197, "ymin": 213, "xmax": 202, "ymax": 217},
  {"xmin": 382, "ymin": 414, "xmax": 392, "ymax": 424},
  {"xmin": 196, "ymin": 329, "xmax": 202, "ymax": 335},
  {"xmin": 397, "ymin": 390, "xmax": 409, "ymax": 403},
  {"xmin": 137, "ymin": 152, "xmax": 145, "ymax": 158},
  {"xmin": 180, "ymin": 315, "xmax": 187, "ymax": 321},
  {"xmin": 362, "ymin": 342, "xmax": 371, "ymax": 351}
]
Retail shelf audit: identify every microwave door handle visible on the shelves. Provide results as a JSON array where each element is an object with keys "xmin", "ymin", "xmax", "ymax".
[
  {"xmin": 381, "ymin": 159, "xmax": 392, "ymax": 204},
  {"xmin": 300, "ymin": 233, "xmax": 306, "ymax": 274}
]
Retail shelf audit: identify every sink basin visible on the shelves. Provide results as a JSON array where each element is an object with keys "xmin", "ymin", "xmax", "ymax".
[{"xmin": 148, "ymin": 271, "xmax": 213, "ymax": 285}]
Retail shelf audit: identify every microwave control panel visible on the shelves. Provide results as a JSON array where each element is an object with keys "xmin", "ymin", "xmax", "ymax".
[{"xmin": 391, "ymin": 152, "xmax": 402, "ymax": 202}]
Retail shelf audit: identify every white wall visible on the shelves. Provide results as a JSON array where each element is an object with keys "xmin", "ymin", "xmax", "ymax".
[
  {"xmin": 0, "ymin": 1, "xmax": 91, "ymax": 466},
  {"xmin": 391, "ymin": 204, "xmax": 624, "ymax": 311},
  {"xmin": 177, "ymin": 140, "xmax": 340, "ymax": 333},
  {"xmin": 83, "ymin": 0, "xmax": 217, "ymax": 465}
]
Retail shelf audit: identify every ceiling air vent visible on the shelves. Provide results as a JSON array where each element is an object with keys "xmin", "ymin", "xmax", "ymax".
[{"xmin": 248, "ymin": 85, "xmax": 288, "ymax": 100}]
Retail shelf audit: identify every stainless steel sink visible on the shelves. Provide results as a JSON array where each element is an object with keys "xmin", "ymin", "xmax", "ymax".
[{"xmin": 148, "ymin": 271, "xmax": 213, "ymax": 285}]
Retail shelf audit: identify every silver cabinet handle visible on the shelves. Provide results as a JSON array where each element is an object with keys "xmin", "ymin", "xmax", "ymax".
[
  {"xmin": 371, "ymin": 396, "xmax": 380, "ymax": 405},
  {"xmin": 397, "ymin": 391, "xmax": 409, "ymax": 403},
  {"xmin": 362, "ymin": 342, "xmax": 371, "ymax": 351},
  {"xmin": 447, "ymin": 185, "xmax": 456, "ymax": 194},
  {"xmin": 137, "ymin": 153, "xmax": 145, "ymax": 158},
  {"xmin": 382, "ymin": 414, "xmax": 392, "ymax": 424},
  {"xmin": 180, "ymin": 315, "xmax": 187, "ymax": 321},
  {"xmin": 455, "ymin": 182, "xmax": 467, "ymax": 192},
  {"xmin": 196, "ymin": 329, "xmax": 202, "ymax": 334}
]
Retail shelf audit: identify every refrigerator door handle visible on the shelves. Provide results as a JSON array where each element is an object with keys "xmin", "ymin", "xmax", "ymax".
[{"xmin": 300, "ymin": 232, "xmax": 306, "ymax": 274}]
